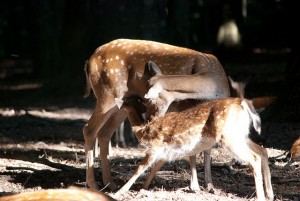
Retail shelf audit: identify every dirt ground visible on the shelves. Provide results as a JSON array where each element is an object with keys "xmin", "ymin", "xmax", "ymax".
[{"xmin": 0, "ymin": 105, "xmax": 299, "ymax": 201}]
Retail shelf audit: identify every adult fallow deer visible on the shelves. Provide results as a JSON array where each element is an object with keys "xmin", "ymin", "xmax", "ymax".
[{"xmin": 83, "ymin": 39, "xmax": 230, "ymax": 190}]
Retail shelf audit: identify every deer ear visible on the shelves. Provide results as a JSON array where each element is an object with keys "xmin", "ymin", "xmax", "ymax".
[
  {"xmin": 228, "ymin": 76, "xmax": 238, "ymax": 89},
  {"xmin": 228, "ymin": 76, "xmax": 234, "ymax": 84},
  {"xmin": 148, "ymin": 61, "xmax": 162, "ymax": 76}
]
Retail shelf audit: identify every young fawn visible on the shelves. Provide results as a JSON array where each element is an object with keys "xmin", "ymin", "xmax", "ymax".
[
  {"xmin": 0, "ymin": 186, "xmax": 116, "ymax": 201},
  {"xmin": 115, "ymin": 97, "xmax": 274, "ymax": 201}
]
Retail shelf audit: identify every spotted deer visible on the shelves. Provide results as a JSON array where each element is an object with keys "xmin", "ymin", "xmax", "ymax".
[
  {"xmin": 83, "ymin": 39, "xmax": 230, "ymax": 191},
  {"xmin": 114, "ymin": 97, "xmax": 274, "ymax": 201}
]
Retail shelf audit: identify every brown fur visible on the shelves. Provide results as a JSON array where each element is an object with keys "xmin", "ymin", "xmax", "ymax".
[
  {"xmin": 291, "ymin": 137, "xmax": 300, "ymax": 160},
  {"xmin": 0, "ymin": 186, "xmax": 116, "ymax": 201},
  {"xmin": 117, "ymin": 97, "xmax": 274, "ymax": 201},
  {"xmin": 83, "ymin": 39, "xmax": 230, "ymax": 190}
]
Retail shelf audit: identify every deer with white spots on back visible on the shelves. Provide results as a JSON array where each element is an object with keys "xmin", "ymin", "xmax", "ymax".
[
  {"xmin": 83, "ymin": 39, "xmax": 230, "ymax": 191},
  {"xmin": 115, "ymin": 97, "xmax": 274, "ymax": 201}
]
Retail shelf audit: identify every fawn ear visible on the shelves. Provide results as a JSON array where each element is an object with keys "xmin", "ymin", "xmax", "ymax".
[{"xmin": 148, "ymin": 61, "xmax": 162, "ymax": 76}]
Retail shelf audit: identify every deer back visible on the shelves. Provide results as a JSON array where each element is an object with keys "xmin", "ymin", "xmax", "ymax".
[{"xmin": 86, "ymin": 39, "xmax": 228, "ymax": 100}]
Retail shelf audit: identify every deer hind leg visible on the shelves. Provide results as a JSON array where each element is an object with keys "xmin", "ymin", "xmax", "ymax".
[
  {"xmin": 247, "ymin": 139, "xmax": 274, "ymax": 200},
  {"xmin": 97, "ymin": 108, "xmax": 127, "ymax": 191},
  {"xmin": 230, "ymin": 140, "xmax": 266, "ymax": 201},
  {"xmin": 83, "ymin": 102, "xmax": 116, "ymax": 190},
  {"xmin": 189, "ymin": 155, "xmax": 200, "ymax": 191},
  {"xmin": 203, "ymin": 149, "xmax": 215, "ymax": 191}
]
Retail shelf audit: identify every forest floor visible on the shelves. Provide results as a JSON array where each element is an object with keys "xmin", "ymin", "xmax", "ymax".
[
  {"xmin": 0, "ymin": 103, "xmax": 299, "ymax": 201},
  {"xmin": 0, "ymin": 52, "xmax": 300, "ymax": 200}
]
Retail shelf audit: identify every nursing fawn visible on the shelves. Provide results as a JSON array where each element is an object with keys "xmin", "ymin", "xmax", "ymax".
[{"xmin": 115, "ymin": 97, "xmax": 274, "ymax": 201}]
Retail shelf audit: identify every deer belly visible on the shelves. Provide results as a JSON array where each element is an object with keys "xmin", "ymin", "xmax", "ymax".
[
  {"xmin": 188, "ymin": 137, "xmax": 216, "ymax": 156},
  {"xmin": 150, "ymin": 136, "xmax": 216, "ymax": 161}
]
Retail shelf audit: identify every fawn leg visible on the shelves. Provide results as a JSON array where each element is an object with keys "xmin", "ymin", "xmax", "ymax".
[
  {"xmin": 115, "ymin": 154, "xmax": 155, "ymax": 197},
  {"xmin": 189, "ymin": 155, "xmax": 200, "ymax": 191},
  {"xmin": 142, "ymin": 160, "xmax": 165, "ymax": 189}
]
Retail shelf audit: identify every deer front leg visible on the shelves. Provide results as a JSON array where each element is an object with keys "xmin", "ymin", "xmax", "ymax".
[
  {"xmin": 98, "ymin": 109, "xmax": 127, "ymax": 191},
  {"xmin": 142, "ymin": 160, "xmax": 165, "ymax": 190}
]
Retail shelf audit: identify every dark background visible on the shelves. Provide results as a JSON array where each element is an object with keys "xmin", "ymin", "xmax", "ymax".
[{"xmin": 0, "ymin": 0, "xmax": 299, "ymax": 122}]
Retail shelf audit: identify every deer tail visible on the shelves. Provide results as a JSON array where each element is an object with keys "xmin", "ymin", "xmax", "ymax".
[
  {"xmin": 241, "ymin": 100, "xmax": 261, "ymax": 134},
  {"xmin": 84, "ymin": 60, "xmax": 91, "ymax": 98}
]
